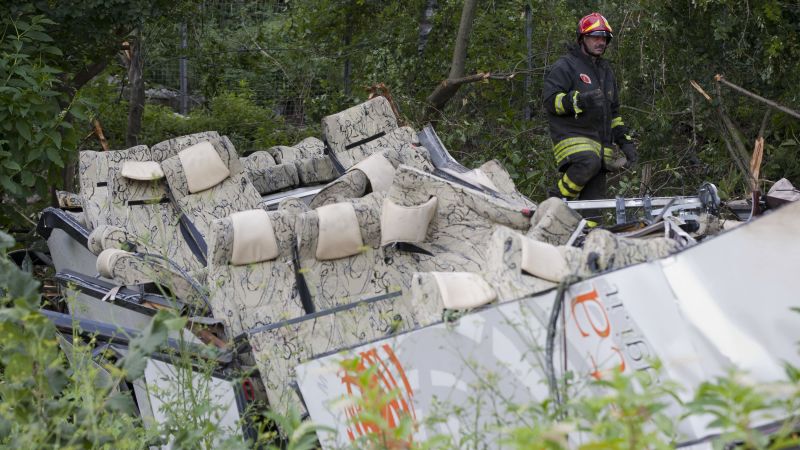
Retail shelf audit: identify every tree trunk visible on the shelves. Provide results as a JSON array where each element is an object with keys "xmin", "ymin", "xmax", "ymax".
[
  {"xmin": 424, "ymin": 0, "xmax": 479, "ymax": 119},
  {"xmin": 524, "ymin": 3, "xmax": 533, "ymax": 120},
  {"xmin": 179, "ymin": 23, "xmax": 189, "ymax": 115},
  {"xmin": 126, "ymin": 30, "xmax": 145, "ymax": 147},
  {"xmin": 343, "ymin": 16, "xmax": 352, "ymax": 97}
]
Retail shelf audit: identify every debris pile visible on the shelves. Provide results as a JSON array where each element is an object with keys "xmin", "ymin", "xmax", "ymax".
[{"xmin": 33, "ymin": 96, "xmax": 800, "ymax": 447}]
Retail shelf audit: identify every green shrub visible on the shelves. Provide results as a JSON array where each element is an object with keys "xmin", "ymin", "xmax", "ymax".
[{"xmin": 83, "ymin": 81, "xmax": 313, "ymax": 154}]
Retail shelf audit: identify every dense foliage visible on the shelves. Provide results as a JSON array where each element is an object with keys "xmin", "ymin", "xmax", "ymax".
[
  {"xmin": 0, "ymin": 13, "xmax": 84, "ymax": 218},
  {"xmin": 90, "ymin": 0, "xmax": 800, "ymax": 202},
  {"xmin": 3, "ymin": 1, "xmax": 799, "ymax": 225},
  {"xmin": 2, "ymin": 3, "xmax": 800, "ymax": 444}
]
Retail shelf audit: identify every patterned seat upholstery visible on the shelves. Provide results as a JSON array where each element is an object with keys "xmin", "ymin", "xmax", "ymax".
[
  {"xmin": 474, "ymin": 159, "xmax": 537, "ymax": 206},
  {"xmin": 483, "ymin": 225, "xmax": 683, "ymax": 304},
  {"xmin": 266, "ymin": 137, "xmax": 337, "ymax": 186},
  {"xmin": 161, "ymin": 136, "xmax": 263, "ymax": 241},
  {"xmin": 78, "ymin": 133, "xmax": 220, "ymax": 232},
  {"xmin": 321, "ymin": 96, "xmax": 417, "ymax": 169},
  {"xmin": 267, "ymin": 137, "xmax": 325, "ymax": 164},
  {"xmin": 94, "ymin": 247, "xmax": 205, "ymax": 305},
  {"xmin": 309, "ymin": 144, "xmax": 434, "ymax": 208},
  {"xmin": 55, "ymin": 190, "xmax": 86, "ymax": 227},
  {"xmin": 239, "ymin": 150, "xmax": 300, "ymax": 195},
  {"xmin": 242, "ymin": 167, "xmax": 545, "ymax": 415},
  {"xmin": 385, "ymin": 165, "xmax": 534, "ymax": 275},
  {"xmin": 102, "ymin": 165, "xmax": 204, "ymax": 273},
  {"xmin": 246, "ymin": 292, "xmax": 414, "ymax": 416},
  {"xmin": 296, "ymin": 192, "xmax": 418, "ymax": 311},
  {"xmin": 88, "ymin": 148, "xmax": 210, "ymax": 303},
  {"xmin": 579, "ymin": 228, "xmax": 683, "ymax": 272},
  {"xmin": 526, "ymin": 197, "xmax": 583, "ymax": 245},
  {"xmin": 78, "ymin": 145, "xmax": 149, "ymax": 230},
  {"xmin": 483, "ymin": 226, "xmax": 563, "ymax": 303},
  {"xmin": 82, "ymin": 134, "xmax": 226, "ymax": 292},
  {"xmin": 207, "ymin": 208, "xmax": 305, "ymax": 338},
  {"xmin": 150, "ymin": 131, "xmax": 221, "ymax": 162},
  {"xmin": 293, "ymin": 155, "xmax": 338, "ymax": 186}
]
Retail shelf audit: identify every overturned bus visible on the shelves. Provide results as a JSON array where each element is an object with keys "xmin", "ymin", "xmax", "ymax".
[{"xmin": 34, "ymin": 96, "xmax": 800, "ymax": 448}]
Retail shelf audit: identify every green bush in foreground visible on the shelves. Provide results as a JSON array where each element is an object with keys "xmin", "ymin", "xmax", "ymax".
[
  {"xmin": 2, "ymin": 226, "xmax": 799, "ymax": 449},
  {"xmin": 0, "ymin": 230, "xmax": 144, "ymax": 448}
]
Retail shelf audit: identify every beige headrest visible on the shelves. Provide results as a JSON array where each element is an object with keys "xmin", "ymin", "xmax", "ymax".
[
  {"xmin": 441, "ymin": 167, "xmax": 499, "ymax": 191},
  {"xmin": 348, "ymin": 152, "xmax": 395, "ymax": 192},
  {"xmin": 96, "ymin": 248, "xmax": 131, "ymax": 278},
  {"xmin": 230, "ymin": 209, "xmax": 279, "ymax": 265},
  {"xmin": 431, "ymin": 272, "xmax": 497, "ymax": 310},
  {"xmin": 316, "ymin": 202, "xmax": 363, "ymax": 260},
  {"xmin": 520, "ymin": 235, "xmax": 570, "ymax": 282},
  {"xmin": 121, "ymin": 161, "xmax": 164, "ymax": 180},
  {"xmin": 178, "ymin": 141, "xmax": 231, "ymax": 193},
  {"xmin": 380, "ymin": 197, "xmax": 437, "ymax": 246}
]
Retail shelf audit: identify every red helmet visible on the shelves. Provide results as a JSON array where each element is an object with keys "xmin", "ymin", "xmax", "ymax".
[{"xmin": 577, "ymin": 12, "xmax": 613, "ymax": 42}]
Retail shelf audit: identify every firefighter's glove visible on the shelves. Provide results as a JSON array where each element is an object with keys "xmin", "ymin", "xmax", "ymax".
[
  {"xmin": 621, "ymin": 142, "xmax": 638, "ymax": 169},
  {"xmin": 577, "ymin": 89, "xmax": 604, "ymax": 110}
]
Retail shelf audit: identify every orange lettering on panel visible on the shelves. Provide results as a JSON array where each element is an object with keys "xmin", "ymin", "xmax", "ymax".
[
  {"xmin": 340, "ymin": 344, "xmax": 416, "ymax": 444},
  {"xmin": 571, "ymin": 288, "xmax": 611, "ymax": 338}
]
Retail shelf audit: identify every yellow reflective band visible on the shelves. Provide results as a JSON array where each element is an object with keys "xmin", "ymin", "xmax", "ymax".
[
  {"xmin": 572, "ymin": 91, "xmax": 583, "ymax": 116},
  {"xmin": 553, "ymin": 137, "xmax": 601, "ymax": 163},
  {"xmin": 562, "ymin": 173, "xmax": 582, "ymax": 192},
  {"xmin": 603, "ymin": 147, "xmax": 614, "ymax": 163},
  {"xmin": 555, "ymin": 144, "xmax": 597, "ymax": 162},
  {"xmin": 624, "ymin": 134, "xmax": 632, "ymax": 141},
  {"xmin": 555, "ymin": 93, "xmax": 566, "ymax": 115},
  {"xmin": 584, "ymin": 20, "xmax": 601, "ymax": 32},
  {"xmin": 558, "ymin": 180, "xmax": 579, "ymax": 198},
  {"xmin": 554, "ymin": 136, "xmax": 602, "ymax": 152},
  {"xmin": 586, "ymin": 220, "xmax": 599, "ymax": 228},
  {"xmin": 611, "ymin": 117, "xmax": 624, "ymax": 128},
  {"xmin": 601, "ymin": 16, "xmax": 612, "ymax": 32}
]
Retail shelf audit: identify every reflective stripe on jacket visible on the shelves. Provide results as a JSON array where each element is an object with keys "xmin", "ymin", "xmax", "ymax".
[{"xmin": 542, "ymin": 45, "xmax": 631, "ymax": 166}]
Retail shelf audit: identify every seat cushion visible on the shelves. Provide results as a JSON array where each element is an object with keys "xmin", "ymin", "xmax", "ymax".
[
  {"xmin": 121, "ymin": 161, "xmax": 164, "ymax": 180},
  {"xmin": 520, "ymin": 235, "xmax": 571, "ymax": 282},
  {"xmin": 315, "ymin": 202, "xmax": 364, "ymax": 260},
  {"xmin": 348, "ymin": 152, "xmax": 396, "ymax": 193},
  {"xmin": 178, "ymin": 141, "xmax": 231, "ymax": 193},
  {"xmin": 230, "ymin": 209, "xmax": 279, "ymax": 265},
  {"xmin": 380, "ymin": 196, "xmax": 437, "ymax": 246}
]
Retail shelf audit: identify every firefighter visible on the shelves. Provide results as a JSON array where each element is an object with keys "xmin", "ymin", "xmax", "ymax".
[{"xmin": 543, "ymin": 12, "xmax": 637, "ymax": 209}]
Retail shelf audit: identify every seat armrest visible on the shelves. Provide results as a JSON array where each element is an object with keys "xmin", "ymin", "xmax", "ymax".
[{"xmin": 37, "ymin": 207, "xmax": 91, "ymax": 247}]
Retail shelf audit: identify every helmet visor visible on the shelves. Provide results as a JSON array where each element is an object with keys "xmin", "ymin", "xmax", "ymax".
[{"xmin": 585, "ymin": 30, "xmax": 613, "ymax": 39}]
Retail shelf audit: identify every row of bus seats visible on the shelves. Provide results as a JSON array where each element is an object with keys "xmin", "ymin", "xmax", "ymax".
[{"xmin": 39, "ymin": 95, "xmax": 686, "ymax": 429}]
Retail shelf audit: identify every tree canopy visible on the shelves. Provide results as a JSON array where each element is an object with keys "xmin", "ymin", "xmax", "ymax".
[{"xmin": 2, "ymin": 0, "xmax": 799, "ymax": 228}]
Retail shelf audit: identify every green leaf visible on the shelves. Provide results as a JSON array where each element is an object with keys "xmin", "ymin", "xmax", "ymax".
[
  {"xmin": 46, "ymin": 147, "xmax": 64, "ymax": 167},
  {"xmin": 26, "ymin": 146, "xmax": 42, "ymax": 162},
  {"xmin": 103, "ymin": 392, "xmax": 137, "ymax": 415},
  {"xmin": 68, "ymin": 107, "xmax": 88, "ymax": 121},
  {"xmin": 20, "ymin": 171, "xmax": 34, "ymax": 186},
  {"xmin": 25, "ymin": 31, "xmax": 53, "ymax": 42},
  {"xmin": 14, "ymin": 121, "xmax": 31, "ymax": 142},
  {"xmin": 0, "ymin": 230, "xmax": 14, "ymax": 251},
  {"xmin": 2, "ymin": 160, "xmax": 21, "ymax": 171},
  {"xmin": 0, "ymin": 175, "xmax": 20, "ymax": 195},
  {"xmin": 46, "ymin": 129, "xmax": 61, "ymax": 149},
  {"xmin": 119, "ymin": 311, "xmax": 173, "ymax": 381},
  {"xmin": 40, "ymin": 45, "xmax": 62, "ymax": 56}
]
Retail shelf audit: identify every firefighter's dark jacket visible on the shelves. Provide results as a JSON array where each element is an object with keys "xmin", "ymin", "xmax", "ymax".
[{"xmin": 543, "ymin": 45, "xmax": 632, "ymax": 167}]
